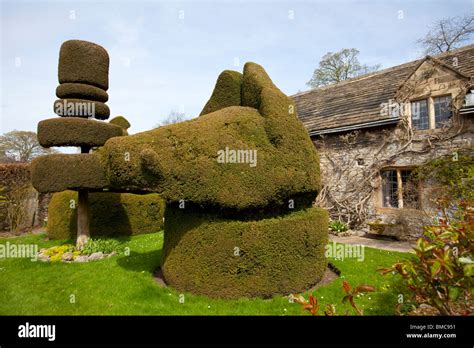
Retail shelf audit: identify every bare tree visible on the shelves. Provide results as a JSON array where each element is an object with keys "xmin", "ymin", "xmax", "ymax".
[
  {"xmin": 307, "ymin": 48, "xmax": 380, "ymax": 88},
  {"xmin": 156, "ymin": 110, "xmax": 187, "ymax": 127},
  {"xmin": 0, "ymin": 131, "xmax": 55, "ymax": 163},
  {"xmin": 417, "ymin": 15, "xmax": 474, "ymax": 55}
]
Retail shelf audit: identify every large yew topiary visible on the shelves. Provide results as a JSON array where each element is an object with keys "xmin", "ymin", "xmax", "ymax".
[{"xmin": 96, "ymin": 62, "xmax": 326, "ymax": 298}]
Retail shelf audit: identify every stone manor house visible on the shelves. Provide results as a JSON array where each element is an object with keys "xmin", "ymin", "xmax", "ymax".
[{"xmin": 293, "ymin": 44, "xmax": 474, "ymax": 240}]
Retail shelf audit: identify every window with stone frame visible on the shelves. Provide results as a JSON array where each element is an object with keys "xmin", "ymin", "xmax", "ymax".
[
  {"xmin": 411, "ymin": 99, "xmax": 429, "ymax": 130},
  {"xmin": 434, "ymin": 95, "xmax": 452, "ymax": 128},
  {"xmin": 410, "ymin": 95, "xmax": 453, "ymax": 130},
  {"xmin": 381, "ymin": 168, "xmax": 420, "ymax": 209}
]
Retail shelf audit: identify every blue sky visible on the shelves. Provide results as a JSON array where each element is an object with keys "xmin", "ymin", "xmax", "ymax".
[{"xmin": 1, "ymin": 0, "xmax": 472, "ymax": 136}]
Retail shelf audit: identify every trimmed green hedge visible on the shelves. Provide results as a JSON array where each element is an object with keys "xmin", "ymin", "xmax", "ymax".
[
  {"xmin": 161, "ymin": 206, "xmax": 329, "ymax": 299},
  {"xmin": 38, "ymin": 117, "xmax": 123, "ymax": 148},
  {"xmin": 31, "ymin": 154, "xmax": 108, "ymax": 193},
  {"xmin": 58, "ymin": 40, "xmax": 109, "ymax": 91},
  {"xmin": 56, "ymin": 82, "xmax": 109, "ymax": 102},
  {"xmin": 200, "ymin": 70, "xmax": 242, "ymax": 116},
  {"xmin": 99, "ymin": 63, "xmax": 320, "ymax": 210},
  {"xmin": 47, "ymin": 191, "xmax": 165, "ymax": 239}
]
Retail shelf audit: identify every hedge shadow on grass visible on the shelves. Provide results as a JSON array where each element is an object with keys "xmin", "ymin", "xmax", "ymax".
[{"xmin": 116, "ymin": 249, "xmax": 162, "ymax": 273}]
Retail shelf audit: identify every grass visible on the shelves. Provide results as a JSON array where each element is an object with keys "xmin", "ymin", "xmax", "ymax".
[{"xmin": 0, "ymin": 232, "xmax": 411, "ymax": 315}]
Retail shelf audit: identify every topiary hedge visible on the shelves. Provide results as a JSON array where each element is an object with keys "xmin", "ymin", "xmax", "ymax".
[
  {"xmin": 109, "ymin": 116, "xmax": 131, "ymax": 135},
  {"xmin": 47, "ymin": 190, "xmax": 165, "ymax": 240},
  {"xmin": 161, "ymin": 205, "xmax": 329, "ymax": 299},
  {"xmin": 56, "ymin": 82, "xmax": 109, "ymax": 102},
  {"xmin": 97, "ymin": 62, "xmax": 321, "ymax": 210},
  {"xmin": 58, "ymin": 40, "xmax": 109, "ymax": 90},
  {"xmin": 31, "ymin": 154, "xmax": 107, "ymax": 193},
  {"xmin": 38, "ymin": 117, "xmax": 123, "ymax": 148},
  {"xmin": 200, "ymin": 70, "xmax": 242, "ymax": 116}
]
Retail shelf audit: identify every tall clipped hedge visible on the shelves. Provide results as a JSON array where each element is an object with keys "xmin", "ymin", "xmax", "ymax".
[
  {"xmin": 47, "ymin": 191, "xmax": 165, "ymax": 240},
  {"xmin": 161, "ymin": 206, "xmax": 328, "ymax": 299}
]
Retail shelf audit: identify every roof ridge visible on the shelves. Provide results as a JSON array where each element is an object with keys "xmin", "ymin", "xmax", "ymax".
[{"xmin": 293, "ymin": 44, "xmax": 474, "ymax": 98}]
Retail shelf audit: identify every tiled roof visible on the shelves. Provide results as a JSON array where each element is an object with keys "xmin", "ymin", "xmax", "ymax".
[{"xmin": 293, "ymin": 44, "xmax": 474, "ymax": 135}]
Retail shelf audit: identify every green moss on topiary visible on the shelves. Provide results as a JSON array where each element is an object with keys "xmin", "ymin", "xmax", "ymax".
[
  {"xmin": 200, "ymin": 70, "xmax": 242, "ymax": 116},
  {"xmin": 38, "ymin": 117, "xmax": 123, "ymax": 148},
  {"xmin": 53, "ymin": 99, "xmax": 110, "ymax": 120},
  {"xmin": 161, "ymin": 205, "xmax": 329, "ymax": 299},
  {"xmin": 58, "ymin": 40, "xmax": 109, "ymax": 90},
  {"xmin": 31, "ymin": 154, "xmax": 108, "ymax": 193},
  {"xmin": 47, "ymin": 190, "xmax": 165, "ymax": 239},
  {"xmin": 56, "ymin": 83, "xmax": 109, "ymax": 102}
]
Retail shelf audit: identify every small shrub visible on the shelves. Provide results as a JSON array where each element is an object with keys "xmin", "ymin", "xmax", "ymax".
[
  {"xmin": 82, "ymin": 238, "xmax": 122, "ymax": 255},
  {"xmin": 293, "ymin": 280, "xmax": 375, "ymax": 316},
  {"xmin": 380, "ymin": 202, "xmax": 473, "ymax": 316},
  {"xmin": 329, "ymin": 220, "xmax": 348, "ymax": 233}
]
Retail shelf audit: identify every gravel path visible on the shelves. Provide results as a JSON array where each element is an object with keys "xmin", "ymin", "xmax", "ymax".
[{"xmin": 329, "ymin": 234, "xmax": 415, "ymax": 253}]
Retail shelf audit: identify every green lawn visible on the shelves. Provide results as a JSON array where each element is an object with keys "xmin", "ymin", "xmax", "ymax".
[{"xmin": 0, "ymin": 232, "xmax": 411, "ymax": 315}]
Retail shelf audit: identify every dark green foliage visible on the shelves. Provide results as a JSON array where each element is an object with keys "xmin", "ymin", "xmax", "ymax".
[
  {"xmin": 47, "ymin": 190, "xmax": 165, "ymax": 240},
  {"xmin": 241, "ymin": 62, "xmax": 278, "ymax": 109},
  {"xmin": 53, "ymin": 99, "xmax": 110, "ymax": 120},
  {"xmin": 56, "ymin": 82, "xmax": 108, "ymax": 102},
  {"xmin": 109, "ymin": 116, "xmax": 131, "ymax": 135},
  {"xmin": 98, "ymin": 63, "xmax": 320, "ymax": 210},
  {"xmin": 200, "ymin": 70, "xmax": 242, "ymax": 116},
  {"xmin": 161, "ymin": 206, "xmax": 329, "ymax": 299},
  {"xmin": 413, "ymin": 150, "xmax": 474, "ymax": 202},
  {"xmin": 31, "ymin": 154, "xmax": 107, "ymax": 193},
  {"xmin": 38, "ymin": 118, "xmax": 123, "ymax": 148},
  {"xmin": 243, "ymin": 62, "xmax": 308, "ymax": 148},
  {"xmin": 58, "ymin": 40, "xmax": 109, "ymax": 90}
]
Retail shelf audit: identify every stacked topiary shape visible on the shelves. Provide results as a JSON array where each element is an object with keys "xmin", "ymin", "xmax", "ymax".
[
  {"xmin": 54, "ymin": 39, "xmax": 110, "ymax": 120},
  {"xmin": 32, "ymin": 40, "xmax": 126, "ymax": 249}
]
